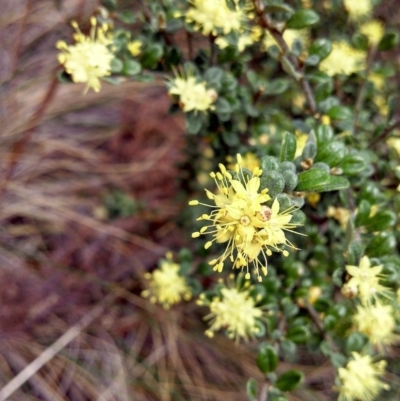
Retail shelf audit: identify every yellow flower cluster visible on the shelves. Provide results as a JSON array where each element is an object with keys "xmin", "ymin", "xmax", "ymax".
[
  {"xmin": 185, "ymin": 0, "xmax": 249, "ymax": 36},
  {"xmin": 343, "ymin": 256, "xmax": 389, "ymax": 304},
  {"xmin": 197, "ymin": 276, "xmax": 264, "ymax": 342},
  {"xmin": 56, "ymin": 17, "xmax": 114, "ymax": 93},
  {"xmin": 168, "ymin": 71, "xmax": 217, "ymax": 113},
  {"xmin": 337, "ymin": 353, "xmax": 389, "ymax": 401},
  {"xmin": 190, "ymin": 154, "xmax": 302, "ymax": 281},
  {"xmin": 141, "ymin": 253, "xmax": 192, "ymax": 309},
  {"xmin": 354, "ymin": 302, "xmax": 398, "ymax": 351},
  {"xmin": 359, "ymin": 20, "xmax": 384, "ymax": 46},
  {"xmin": 320, "ymin": 42, "xmax": 365, "ymax": 76},
  {"xmin": 343, "ymin": 255, "xmax": 399, "ymax": 351},
  {"xmin": 343, "ymin": 0, "xmax": 372, "ymax": 21}
]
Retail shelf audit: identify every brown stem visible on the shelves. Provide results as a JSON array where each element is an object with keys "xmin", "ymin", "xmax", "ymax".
[
  {"xmin": 306, "ymin": 302, "xmax": 338, "ymax": 353},
  {"xmin": 251, "ymin": 0, "xmax": 317, "ymax": 115},
  {"xmin": 368, "ymin": 118, "xmax": 400, "ymax": 149},
  {"xmin": 259, "ymin": 383, "xmax": 269, "ymax": 401}
]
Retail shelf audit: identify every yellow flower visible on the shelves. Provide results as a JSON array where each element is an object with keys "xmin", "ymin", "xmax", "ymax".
[
  {"xmin": 227, "ymin": 152, "xmax": 260, "ymax": 172},
  {"xmin": 198, "ymin": 276, "xmax": 264, "ymax": 342},
  {"xmin": 360, "ymin": 20, "xmax": 384, "ymax": 45},
  {"xmin": 344, "ymin": 256, "xmax": 390, "ymax": 304},
  {"xmin": 343, "ymin": 0, "xmax": 372, "ymax": 21},
  {"xmin": 354, "ymin": 301, "xmax": 398, "ymax": 351},
  {"xmin": 141, "ymin": 253, "xmax": 192, "ymax": 309},
  {"xmin": 337, "ymin": 353, "xmax": 389, "ymax": 401},
  {"xmin": 185, "ymin": 0, "xmax": 249, "ymax": 36},
  {"xmin": 56, "ymin": 17, "xmax": 114, "ymax": 93},
  {"xmin": 168, "ymin": 69, "xmax": 217, "ymax": 113},
  {"xmin": 319, "ymin": 42, "xmax": 365, "ymax": 76},
  {"xmin": 190, "ymin": 154, "xmax": 303, "ymax": 281},
  {"xmin": 326, "ymin": 206, "xmax": 351, "ymax": 229},
  {"xmin": 127, "ymin": 40, "xmax": 142, "ymax": 56},
  {"xmin": 387, "ymin": 136, "xmax": 400, "ymax": 157}
]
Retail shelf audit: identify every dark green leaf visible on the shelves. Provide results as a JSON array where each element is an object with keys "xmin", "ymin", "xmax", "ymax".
[
  {"xmin": 311, "ymin": 176, "xmax": 350, "ymax": 192},
  {"xmin": 352, "ymin": 32, "xmax": 369, "ymax": 51},
  {"xmin": 286, "ymin": 326, "xmax": 309, "ymax": 343},
  {"xmin": 346, "ymin": 332, "xmax": 367, "ymax": 353},
  {"xmin": 315, "ymin": 141, "xmax": 347, "ymax": 167},
  {"xmin": 366, "ymin": 231, "xmax": 396, "ymax": 257},
  {"xmin": 309, "ymin": 38, "xmax": 332, "ymax": 60},
  {"xmin": 387, "ymin": 95, "xmax": 397, "ymax": 123},
  {"xmin": 304, "ymin": 55, "xmax": 320, "ymax": 66},
  {"xmin": 363, "ymin": 210, "xmax": 397, "ymax": 231},
  {"xmin": 355, "ymin": 200, "xmax": 371, "ymax": 227},
  {"xmin": 246, "ymin": 378, "xmax": 258, "ymax": 401},
  {"xmin": 378, "ymin": 32, "xmax": 399, "ymax": 51},
  {"xmin": 122, "ymin": 59, "xmax": 141, "ymax": 76},
  {"xmin": 256, "ymin": 343, "xmax": 278, "ymax": 373},
  {"xmin": 276, "ymin": 370, "xmax": 304, "ymax": 392},
  {"xmin": 204, "ymin": 67, "xmax": 224, "ymax": 91},
  {"xmin": 140, "ymin": 43, "xmax": 163, "ymax": 68},
  {"xmin": 264, "ymin": 79, "xmax": 290, "ymax": 95},
  {"xmin": 280, "ymin": 132, "xmax": 297, "ymax": 162},
  {"xmin": 264, "ymin": 3, "xmax": 294, "ymax": 13},
  {"xmin": 339, "ymin": 154, "xmax": 365, "ymax": 175},
  {"xmin": 286, "ymin": 10, "xmax": 319, "ymax": 29},
  {"xmin": 185, "ymin": 112, "xmax": 203, "ymax": 134},
  {"xmin": 296, "ymin": 169, "xmax": 329, "ymax": 191},
  {"xmin": 327, "ymin": 105, "xmax": 352, "ymax": 120},
  {"xmin": 281, "ymin": 56, "xmax": 301, "ymax": 80}
]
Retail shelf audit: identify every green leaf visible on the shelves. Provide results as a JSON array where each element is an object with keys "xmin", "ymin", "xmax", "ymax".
[
  {"xmin": 117, "ymin": 10, "xmax": 135, "ymax": 24},
  {"xmin": 215, "ymin": 97, "xmax": 232, "ymax": 115},
  {"xmin": 140, "ymin": 43, "xmax": 163, "ymax": 68},
  {"xmin": 122, "ymin": 60, "xmax": 141, "ymax": 76},
  {"xmin": 355, "ymin": 200, "xmax": 371, "ymax": 227},
  {"xmin": 286, "ymin": 10, "xmax": 319, "ymax": 29},
  {"xmin": 281, "ymin": 56, "xmax": 301, "ymax": 80},
  {"xmin": 110, "ymin": 58, "xmax": 123, "ymax": 73},
  {"xmin": 286, "ymin": 326, "xmax": 309, "ymax": 343},
  {"xmin": 296, "ymin": 169, "xmax": 329, "ymax": 191},
  {"xmin": 387, "ymin": 95, "xmax": 397, "ymax": 123},
  {"xmin": 363, "ymin": 210, "xmax": 397, "ymax": 231},
  {"xmin": 315, "ymin": 141, "xmax": 347, "ymax": 167},
  {"xmin": 311, "ymin": 176, "xmax": 350, "ymax": 192},
  {"xmin": 280, "ymin": 132, "xmax": 297, "ymax": 162},
  {"xmin": 260, "ymin": 171, "xmax": 285, "ymax": 198},
  {"xmin": 304, "ymin": 55, "xmax": 320, "ymax": 66},
  {"xmin": 204, "ymin": 67, "xmax": 224, "ymax": 91},
  {"xmin": 246, "ymin": 378, "xmax": 258, "ymax": 401},
  {"xmin": 256, "ymin": 343, "xmax": 278, "ymax": 373},
  {"xmin": 366, "ymin": 231, "xmax": 396, "ymax": 257},
  {"xmin": 316, "ymin": 124, "xmax": 334, "ymax": 146},
  {"xmin": 378, "ymin": 32, "xmax": 399, "ymax": 51},
  {"xmin": 339, "ymin": 154, "xmax": 365, "ymax": 175},
  {"xmin": 346, "ymin": 332, "xmax": 367, "ymax": 353},
  {"xmin": 327, "ymin": 105, "xmax": 352, "ymax": 120},
  {"xmin": 261, "ymin": 156, "xmax": 280, "ymax": 171},
  {"xmin": 352, "ymin": 32, "xmax": 369, "ymax": 51},
  {"xmin": 276, "ymin": 370, "xmax": 304, "ymax": 392},
  {"xmin": 309, "ymin": 38, "xmax": 332, "ymax": 60},
  {"xmin": 185, "ymin": 112, "xmax": 203, "ymax": 134},
  {"xmin": 264, "ymin": 3, "xmax": 294, "ymax": 13},
  {"xmin": 264, "ymin": 79, "xmax": 290, "ymax": 96}
]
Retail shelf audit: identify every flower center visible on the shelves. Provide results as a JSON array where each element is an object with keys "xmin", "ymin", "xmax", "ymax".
[
  {"xmin": 257, "ymin": 206, "xmax": 272, "ymax": 222},
  {"xmin": 240, "ymin": 215, "xmax": 251, "ymax": 226}
]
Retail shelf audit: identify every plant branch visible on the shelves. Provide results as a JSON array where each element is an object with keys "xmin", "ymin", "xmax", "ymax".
[
  {"xmin": 251, "ymin": 0, "xmax": 317, "ymax": 115},
  {"xmin": 305, "ymin": 302, "xmax": 338, "ymax": 353},
  {"xmin": 369, "ymin": 117, "xmax": 400, "ymax": 148}
]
